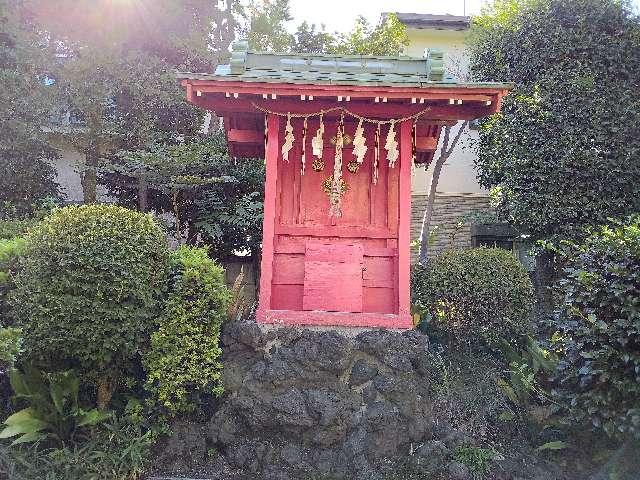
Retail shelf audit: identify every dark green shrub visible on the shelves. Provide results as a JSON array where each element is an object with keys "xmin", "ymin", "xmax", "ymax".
[
  {"xmin": 412, "ymin": 248, "xmax": 534, "ymax": 349},
  {"xmin": 552, "ymin": 215, "xmax": 640, "ymax": 439},
  {"xmin": 143, "ymin": 246, "xmax": 229, "ymax": 415},
  {"xmin": 11, "ymin": 205, "xmax": 170, "ymax": 408},
  {"xmin": 0, "ymin": 236, "xmax": 25, "ymax": 324},
  {"xmin": 0, "ymin": 218, "xmax": 37, "ymax": 241}
]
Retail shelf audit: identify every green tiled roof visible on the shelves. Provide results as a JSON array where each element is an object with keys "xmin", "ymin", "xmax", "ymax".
[{"xmin": 181, "ymin": 40, "xmax": 460, "ymax": 87}]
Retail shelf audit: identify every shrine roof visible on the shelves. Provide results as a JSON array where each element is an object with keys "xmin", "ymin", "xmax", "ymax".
[{"xmin": 177, "ymin": 40, "xmax": 510, "ymax": 89}]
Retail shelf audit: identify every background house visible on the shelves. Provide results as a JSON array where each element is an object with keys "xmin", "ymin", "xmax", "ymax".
[{"xmin": 398, "ymin": 13, "xmax": 494, "ymax": 260}]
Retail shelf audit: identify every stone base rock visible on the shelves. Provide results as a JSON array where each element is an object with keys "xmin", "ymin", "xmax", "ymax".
[{"xmin": 155, "ymin": 320, "xmax": 459, "ymax": 480}]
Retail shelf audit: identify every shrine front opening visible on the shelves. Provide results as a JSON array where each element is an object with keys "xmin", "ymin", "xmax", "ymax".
[{"xmin": 180, "ymin": 41, "xmax": 510, "ymax": 329}]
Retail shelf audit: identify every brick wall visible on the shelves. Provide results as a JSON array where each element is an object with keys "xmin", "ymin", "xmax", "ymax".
[{"xmin": 410, "ymin": 192, "xmax": 492, "ymax": 262}]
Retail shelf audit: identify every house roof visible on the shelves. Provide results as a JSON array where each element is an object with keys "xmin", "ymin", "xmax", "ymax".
[
  {"xmin": 393, "ymin": 13, "xmax": 471, "ymax": 31},
  {"xmin": 177, "ymin": 40, "xmax": 464, "ymax": 86}
]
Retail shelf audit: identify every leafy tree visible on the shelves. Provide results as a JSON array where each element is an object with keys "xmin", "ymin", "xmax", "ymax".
[
  {"xmin": 102, "ymin": 132, "xmax": 265, "ymax": 260},
  {"xmin": 245, "ymin": 0, "xmax": 294, "ymax": 52},
  {"xmin": 0, "ymin": 0, "xmax": 59, "ymax": 216},
  {"xmin": 22, "ymin": 0, "xmax": 238, "ymax": 202},
  {"xmin": 469, "ymin": 0, "xmax": 640, "ymax": 242},
  {"xmin": 293, "ymin": 22, "xmax": 335, "ymax": 54},
  {"xmin": 329, "ymin": 13, "xmax": 409, "ymax": 56},
  {"xmin": 245, "ymin": 3, "xmax": 408, "ymax": 56}
]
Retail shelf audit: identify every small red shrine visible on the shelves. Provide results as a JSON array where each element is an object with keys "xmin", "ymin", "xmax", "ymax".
[{"xmin": 180, "ymin": 41, "xmax": 510, "ymax": 329}]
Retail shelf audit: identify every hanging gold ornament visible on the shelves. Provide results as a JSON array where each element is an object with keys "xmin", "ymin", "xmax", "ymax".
[
  {"xmin": 347, "ymin": 160, "xmax": 359, "ymax": 173},
  {"xmin": 329, "ymin": 114, "xmax": 345, "ymax": 217},
  {"xmin": 281, "ymin": 113, "xmax": 294, "ymax": 162},
  {"xmin": 352, "ymin": 118, "xmax": 367, "ymax": 168},
  {"xmin": 385, "ymin": 120, "xmax": 399, "ymax": 168},
  {"xmin": 311, "ymin": 113, "xmax": 324, "ymax": 159},
  {"xmin": 322, "ymin": 175, "xmax": 349, "ymax": 195},
  {"xmin": 263, "ymin": 115, "xmax": 268, "ymax": 165},
  {"xmin": 312, "ymin": 158, "xmax": 325, "ymax": 172},
  {"xmin": 330, "ymin": 133, "xmax": 352, "ymax": 145}
]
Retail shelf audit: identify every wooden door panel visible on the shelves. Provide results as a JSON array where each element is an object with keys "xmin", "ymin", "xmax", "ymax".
[{"xmin": 302, "ymin": 243, "xmax": 364, "ymax": 312}]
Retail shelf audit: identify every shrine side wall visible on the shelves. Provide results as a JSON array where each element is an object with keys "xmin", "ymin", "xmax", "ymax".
[{"xmin": 410, "ymin": 192, "xmax": 492, "ymax": 262}]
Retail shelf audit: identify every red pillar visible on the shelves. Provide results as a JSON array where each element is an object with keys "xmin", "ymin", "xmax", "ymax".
[
  {"xmin": 256, "ymin": 114, "xmax": 280, "ymax": 321},
  {"xmin": 397, "ymin": 120, "xmax": 413, "ymax": 326}
]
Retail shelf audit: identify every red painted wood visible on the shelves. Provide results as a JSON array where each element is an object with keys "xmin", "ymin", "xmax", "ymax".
[
  {"xmin": 263, "ymin": 309, "xmax": 413, "ymax": 329},
  {"xmin": 363, "ymin": 257, "xmax": 395, "ymax": 288},
  {"xmin": 275, "ymin": 225, "xmax": 394, "ymax": 239},
  {"xmin": 256, "ymin": 114, "xmax": 280, "ymax": 321},
  {"xmin": 227, "ymin": 128, "xmax": 263, "ymax": 143},
  {"xmin": 363, "ymin": 287, "xmax": 396, "ymax": 314},
  {"xmin": 415, "ymin": 137, "xmax": 438, "ymax": 151},
  {"xmin": 397, "ymin": 120, "xmax": 413, "ymax": 318},
  {"xmin": 271, "ymin": 284, "xmax": 303, "ymax": 311},
  {"xmin": 274, "ymin": 243, "xmax": 396, "ymax": 257},
  {"xmin": 302, "ymin": 244, "xmax": 364, "ymax": 313},
  {"xmin": 192, "ymin": 97, "xmax": 498, "ymax": 121},
  {"xmin": 272, "ymin": 253, "xmax": 305, "ymax": 284}
]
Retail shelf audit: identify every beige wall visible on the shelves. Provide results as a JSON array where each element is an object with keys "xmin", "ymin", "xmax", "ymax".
[
  {"xmin": 52, "ymin": 148, "xmax": 113, "ymax": 203},
  {"xmin": 405, "ymin": 26, "xmax": 486, "ymax": 196}
]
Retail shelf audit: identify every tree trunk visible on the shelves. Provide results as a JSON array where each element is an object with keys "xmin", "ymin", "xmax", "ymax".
[
  {"xmin": 82, "ymin": 145, "xmax": 98, "ymax": 203},
  {"xmin": 418, "ymin": 159, "xmax": 446, "ymax": 264},
  {"xmin": 82, "ymin": 113, "xmax": 102, "ymax": 204},
  {"xmin": 417, "ymin": 122, "xmax": 468, "ymax": 265},
  {"xmin": 96, "ymin": 373, "xmax": 114, "ymax": 410},
  {"xmin": 138, "ymin": 177, "xmax": 148, "ymax": 211}
]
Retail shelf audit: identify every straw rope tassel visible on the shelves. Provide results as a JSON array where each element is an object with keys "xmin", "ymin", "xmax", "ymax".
[
  {"xmin": 329, "ymin": 114, "xmax": 345, "ymax": 217},
  {"xmin": 373, "ymin": 124, "xmax": 380, "ymax": 185},
  {"xmin": 282, "ymin": 113, "xmax": 294, "ymax": 162},
  {"xmin": 301, "ymin": 116, "xmax": 308, "ymax": 175}
]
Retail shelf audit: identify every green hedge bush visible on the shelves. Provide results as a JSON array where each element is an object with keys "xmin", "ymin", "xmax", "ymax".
[
  {"xmin": 552, "ymin": 216, "xmax": 640, "ymax": 439},
  {"xmin": 143, "ymin": 246, "xmax": 229, "ymax": 415},
  {"xmin": 11, "ymin": 205, "xmax": 170, "ymax": 408},
  {"xmin": 0, "ymin": 237, "xmax": 25, "ymax": 324},
  {"xmin": 412, "ymin": 247, "xmax": 534, "ymax": 349}
]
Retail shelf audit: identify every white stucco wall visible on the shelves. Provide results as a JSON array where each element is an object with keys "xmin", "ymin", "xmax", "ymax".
[{"xmin": 405, "ymin": 27, "xmax": 486, "ymax": 195}]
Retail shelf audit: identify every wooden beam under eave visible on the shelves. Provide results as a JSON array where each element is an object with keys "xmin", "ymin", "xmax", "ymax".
[
  {"xmin": 415, "ymin": 137, "xmax": 438, "ymax": 151},
  {"xmin": 192, "ymin": 97, "xmax": 496, "ymax": 121},
  {"xmin": 183, "ymin": 78, "xmax": 509, "ymax": 98},
  {"xmin": 227, "ymin": 128, "xmax": 263, "ymax": 144}
]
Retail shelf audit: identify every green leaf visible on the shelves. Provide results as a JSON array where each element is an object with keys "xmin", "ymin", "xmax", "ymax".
[
  {"xmin": 3, "ymin": 408, "xmax": 39, "ymax": 426},
  {"xmin": 535, "ymin": 441, "xmax": 568, "ymax": 452},
  {"xmin": 496, "ymin": 378, "xmax": 519, "ymax": 404},
  {"xmin": 76, "ymin": 409, "xmax": 111, "ymax": 427},
  {"xmin": 11, "ymin": 431, "xmax": 47, "ymax": 445}
]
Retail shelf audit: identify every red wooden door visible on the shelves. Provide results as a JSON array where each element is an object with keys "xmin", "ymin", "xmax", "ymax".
[{"xmin": 302, "ymin": 243, "xmax": 364, "ymax": 312}]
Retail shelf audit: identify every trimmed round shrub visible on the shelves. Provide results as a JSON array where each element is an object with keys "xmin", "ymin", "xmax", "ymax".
[
  {"xmin": 143, "ymin": 246, "xmax": 230, "ymax": 415},
  {"xmin": 552, "ymin": 215, "xmax": 640, "ymax": 439},
  {"xmin": 412, "ymin": 247, "xmax": 534, "ymax": 349},
  {"xmin": 11, "ymin": 205, "xmax": 170, "ymax": 408}
]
